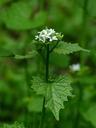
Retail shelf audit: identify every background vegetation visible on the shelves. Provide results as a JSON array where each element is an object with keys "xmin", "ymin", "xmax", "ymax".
[{"xmin": 0, "ymin": 0, "xmax": 96, "ymax": 128}]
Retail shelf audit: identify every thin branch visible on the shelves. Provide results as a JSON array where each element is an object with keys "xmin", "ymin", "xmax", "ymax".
[{"xmin": 49, "ymin": 41, "xmax": 59, "ymax": 53}]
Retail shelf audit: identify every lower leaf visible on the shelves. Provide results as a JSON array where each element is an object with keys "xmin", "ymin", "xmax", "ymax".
[{"xmin": 31, "ymin": 76, "xmax": 72, "ymax": 120}]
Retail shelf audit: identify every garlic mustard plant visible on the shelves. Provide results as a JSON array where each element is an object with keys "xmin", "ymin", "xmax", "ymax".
[{"xmin": 31, "ymin": 27, "xmax": 87, "ymax": 128}]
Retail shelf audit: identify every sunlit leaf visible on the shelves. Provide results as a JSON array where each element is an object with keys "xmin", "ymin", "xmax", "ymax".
[
  {"xmin": 54, "ymin": 42, "xmax": 88, "ymax": 55},
  {"xmin": 31, "ymin": 76, "xmax": 72, "ymax": 120}
]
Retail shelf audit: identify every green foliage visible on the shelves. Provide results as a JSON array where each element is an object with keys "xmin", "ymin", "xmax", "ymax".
[
  {"xmin": 82, "ymin": 104, "xmax": 96, "ymax": 127},
  {"xmin": 15, "ymin": 50, "xmax": 37, "ymax": 59},
  {"xmin": 0, "ymin": 122, "xmax": 25, "ymax": 128},
  {"xmin": 88, "ymin": 0, "xmax": 96, "ymax": 17},
  {"xmin": 54, "ymin": 42, "xmax": 88, "ymax": 55},
  {"xmin": 1, "ymin": 1, "xmax": 47, "ymax": 30},
  {"xmin": 32, "ymin": 76, "xmax": 47, "ymax": 95},
  {"xmin": 0, "ymin": 0, "xmax": 9, "ymax": 6},
  {"xmin": 32, "ymin": 76, "xmax": 72, "ymax": 120},
  {"xmin": 45, "ymin": 76, "xmax": 72, "ymax": 120},
  {"xmin": 23, "ymin": 95, "xmax": 43, "ymax": 113},
  {"xmin": 26, "ymin": 96, "xmax": 43, "ymax": 112}
]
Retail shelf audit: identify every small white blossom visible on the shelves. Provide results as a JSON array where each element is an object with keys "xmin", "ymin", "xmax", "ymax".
[
  {"xmin": 70, "ymin": 63, "xmax": 80, "ymax": 72},
  {"xmin": 35, "ymin": 28, "xmax": 62, "ymax": 43},
  {"xmin": 35, "ymin": 35, "xmax": 39, "ymax": 40}
]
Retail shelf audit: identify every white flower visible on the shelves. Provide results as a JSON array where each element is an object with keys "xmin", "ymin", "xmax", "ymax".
[
  {"xmin": 35, "ymin": 28, "xmax": 61, "ymax": 43},
  {"xmin": 70, "ymin": 63, "xmax": 80, "ymax": 72},
  {"xmin": 35, "ymin": 35, "xmax": 39, "ymax": 40}
]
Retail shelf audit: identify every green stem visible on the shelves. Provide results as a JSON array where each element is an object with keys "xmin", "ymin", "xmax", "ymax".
[
  {"xmin": 49, "ymin": 42, "xmax": 59, "ymax": 53},
  {"xmin": 45, "ymin": 44, "xmax": 49, "ymax": 82},
  {"xmin": 39, "ymin": 44, "xmax": 49, "ymax": 128}
]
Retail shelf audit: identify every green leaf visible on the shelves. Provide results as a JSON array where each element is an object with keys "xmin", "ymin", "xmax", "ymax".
[
  {"xmin": 1, "ymin": 1, "xmax": 47, "ymax": 30},
  {"xmin": 14, "ymin": 51, "xmax": 37, "ymax": 59},
  {"xmin": 54, "ymin": 42, "xmax": 88, "ymax": 55},
  {"xmin": 31, "ymin": 76, "xmax": 72, "ymax": 120},
  {"xmin": 45, "ymin": 76, "xmax": 72, "ymax": 120},
  {"xmin": 32, "ymin": 76, "xmax": 47, "ymax": 95}
]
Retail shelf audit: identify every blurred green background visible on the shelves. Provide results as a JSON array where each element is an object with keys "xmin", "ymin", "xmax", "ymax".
[{"xmin": 0, "ymin": 0, "xmax": 96, "ymax": 128}]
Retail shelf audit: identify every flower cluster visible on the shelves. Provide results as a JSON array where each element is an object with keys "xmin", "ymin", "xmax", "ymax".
[{"xmin": 35, "ymin": 28, "xmax": 63, "ymax": 43}]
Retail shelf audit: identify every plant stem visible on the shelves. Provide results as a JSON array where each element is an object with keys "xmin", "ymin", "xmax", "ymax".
[
  {"xmin": 39, "ymin": 98, "xmax": 46, "ymax": 128},
  {"xmin": 49, "ymin": 42, "xmax": 59, "ymax": 53},
  {"xmin": 39, "ymin": 44, "xmax": 49, "ymax": 128},
  {"xmin": 45, "ymin": 44, "xmax": 49, "ymax": 82}
]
